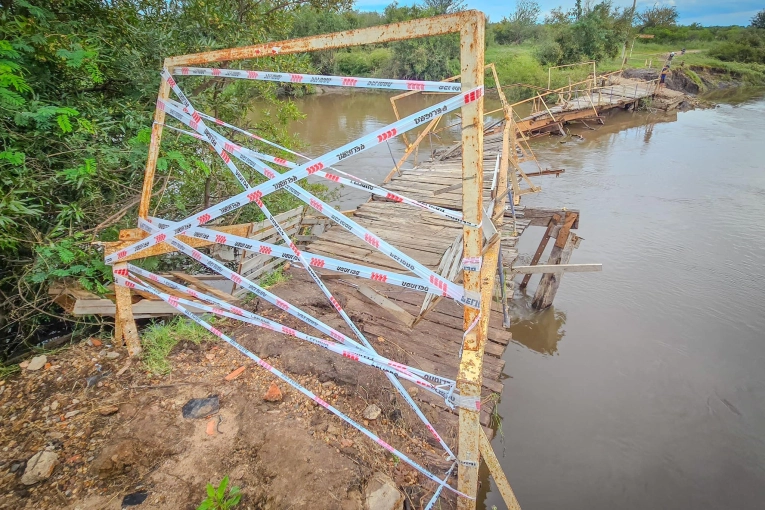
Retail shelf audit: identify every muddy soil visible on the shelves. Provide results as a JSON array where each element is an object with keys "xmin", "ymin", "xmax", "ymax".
[{"xmin": 0, "ymin": 292, "xmax": 458, "ymax": 509}]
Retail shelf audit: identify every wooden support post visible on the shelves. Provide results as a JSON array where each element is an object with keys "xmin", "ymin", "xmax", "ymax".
[
  {"xmin": 111, "ymin": 261, "xmax": 141, "ymax": 356},
  {"xmin": 457, "ymin": 11, "xmax": 485, "ymax": 510},
  {"xmin": 479, "ymin": 428, "xmax": 522, "ymax": 510},
  {"xmin": 519, "ymin": 214, "xmax": 560, "ymax": 290},
  {"xmin": 532, "ymin": 213, "xmax": 580, "ymax": 310}
]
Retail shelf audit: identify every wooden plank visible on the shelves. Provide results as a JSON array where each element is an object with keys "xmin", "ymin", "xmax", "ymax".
[
  {"xmin": 119, "ymin": 222, "xmax": 252, "ymax": 241},
  {"xmin": 515, "ymin": 207, "xmax": 580, "ymax": 228},
  {"xmin": 169, "ymin": 272, "xmax": 240, "ymax": 304},
  {"xmin": 355, "ymin": 284, "xmax": 416, "ymax": 328},
  {"xmin": 512, "ymin": 263, "xmax": 601, "ymax": 274}
]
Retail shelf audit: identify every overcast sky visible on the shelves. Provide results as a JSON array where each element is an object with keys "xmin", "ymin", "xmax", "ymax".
[{"xmin": 353, "ymin": 1, "xmax": 761, "ymax": 26}]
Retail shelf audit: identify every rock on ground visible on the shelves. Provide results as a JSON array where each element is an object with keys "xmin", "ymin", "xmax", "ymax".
[
  {"xmin": 21, "ymin": 451, "xmax": 58, "ymax": 485},
  {"xmin": 363, "ymin": 404, "xmax": 381, "ymax": 421},
  {"xmin": 26, "ymin": 355, "xmax": 47, "ymax": 371},
  {"xmin": 365, "ymin": 472, "xmax": 404, "ymax": 510}
]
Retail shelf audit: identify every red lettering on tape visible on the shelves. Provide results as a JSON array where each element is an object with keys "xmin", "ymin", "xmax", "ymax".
[
  {"xmin": 259, "ymin": 246, "xmax": 272, "ymax": 255},
  {"xmin": 307, "ymin": 162, "xmax": 324, "ymax": 174},
  {"xmin": 258, "ymin": 360, "xmax": 273, "ymax": 371},
  {"xmin": 114, "ymin": 268, "xmax": 128, "ymax": 276},
  {"xmin": 325, "ymin": 173, "xmax": 339, "ymax": 182},
  {"xmin": 364, "ymin": 233, "xmax": 380, "ymax": 248},
  {"xmin": 342, "ymin": 351, "xmax": 359, "ymax": 361},
  {"xmin": 264, "ymin": 169, "xmax": 275, "ymax": 179},
  {"xmin": 376, "ymin": 439, "xmax": 394, "ymax": 452},
  {"xmin": 376, "ymin": 128, "xmax": 397, "ymax": 142},
  {"xmin": 309, "ymin": 198, "xmax": 323, "ymax": 212},
  {"xmin": 231, "ymin": 274, "xmax": 242, "ymax": 284},
  {"xmin": 342, "ymin": 78, "xmax": 358, "ymax": 86},
  {"xmin": 282, "ymin": 326, "xmax": 296, "ymax": 336},
  {"xmin": 191, "ymin": 250, "xmax": 202, "ymax": 261},
  {"xmin": 156, "ymin": 100, "xmax": 165, "ymax": 111},
  {"xmin": 197, "ymin": 213, "xmax": 211, "ymax": 224},
  {"xmin": 212, "ymin": 68, "xmax": 221, "ymax": 76},
  {"xmin": 385, "ymin": 192, "xmax": 403, "ymax": 202},
  {"xmin": 155, "ymin": 233, "xmax": 166, "ymax": 243},
  {"xmin": 215, "ymin": 234, "xmax": 227, "ymax": 244},
  {"xmin": 231, "ymin": 307, "xmax": 244, "ymax": 316},
  {"xmin": 276, "ymin": 299, "xmax": 289, "ymax": 310},
  {"xmin": 290, "ymin": 74, "xmax": 303, "ymax": 83},
  {"xmin": 117, "ymin": 250, "xmax": 127, "ymax": 260},
  {"xmin": 330, "ymin": 297, "xmax": 342, "ymax": 312},
  {"xmin": 247, "ymin": 190, "xmax": 263, "ymax": 206},
  {"xmin": 289, "ymin": 243, "xmax": 300, "ymax": 257},
  {"xmin": 221, "ymin": 152, "xmax": 230, "ymax": 164},
  {"xmin": 168, "ymin": 296, "xmax": 179, "ymax": 307},
  {"xmin": 181, "ymin": 68, "xmax": 189, "ymax": 75},
  {"xmin": 274, "ymin": 157, "xmax": 287, "ymax": 166},
  {"xmin": 407, "ymin": 81, "xmax": 425, "ymax": 91},
  {"xmin": 166, "ymin": 76, "xmax": 176, "ymax": 87},
  {"xmin": 370, "ymin": 272, "xmax": 387, "ymax": 282},
  {"xmin": 330, "ymin": 330, "xmax": 345, "ymax": 342},
  {"xmin": 310, "ymin": 257, "xmax": 325, "ymax": 268},
  {"xmin": 247, "ymin": 71, "xmax": 258, "ymax": 79}
]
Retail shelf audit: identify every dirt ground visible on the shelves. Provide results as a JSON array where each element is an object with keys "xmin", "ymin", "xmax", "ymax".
[{"xmin": 0, "ymin": 300, "xmax": 461, "ymax": 509}]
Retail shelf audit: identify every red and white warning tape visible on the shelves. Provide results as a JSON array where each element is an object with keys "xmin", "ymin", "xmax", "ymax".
[
  {"xmin": 115, "ymin": 269, "xmax": 471, "ymax": 500},
  {"xmin": 159, "ymin": 98, "xmax": 479, "ymax": 228},
  {"xmin": 173, "ymin": 67, "xmax": 462, "ymax": 93}
]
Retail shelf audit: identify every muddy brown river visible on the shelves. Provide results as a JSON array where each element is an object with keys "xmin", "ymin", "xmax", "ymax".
[{"xmin": 276, "ymin": 89, "xmax": 765, "ymax": 509}]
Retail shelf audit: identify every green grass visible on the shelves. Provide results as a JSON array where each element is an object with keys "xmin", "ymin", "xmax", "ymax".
[
  {"xmin": 259, "ymin": 266, "xmax": 291, "ymax": 288},
  {"xmin": 485, "ymin": 41, "xmax": 765, "ymax": 95},
  {"xmin": 142, "ymin": 316, "xmax": 213, "ymax": 374},
  {"xmin": 0, "ymin": 364, "xmax": 21, "ymax": 379}
]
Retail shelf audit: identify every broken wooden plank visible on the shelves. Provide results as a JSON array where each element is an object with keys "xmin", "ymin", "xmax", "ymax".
[{"xmin": 512, "ymin": 263, "xmax": 601, "ymax": 274}]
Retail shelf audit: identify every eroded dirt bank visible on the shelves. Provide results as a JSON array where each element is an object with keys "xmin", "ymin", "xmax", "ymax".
[{"xmin": 0, "ymin": 283, "xmax": 463, "ymax": 510}]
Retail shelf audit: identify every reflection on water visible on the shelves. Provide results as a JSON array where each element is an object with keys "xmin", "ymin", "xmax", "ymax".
[{"xmin": 508, "ymin": 298, "xmax": 567, "ymax": 356}]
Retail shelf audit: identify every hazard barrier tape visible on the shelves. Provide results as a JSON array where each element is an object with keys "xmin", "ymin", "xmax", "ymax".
[
  {"xmin": 106, "ymin": 70, "xmax": 484, "ymax": 313},
  {"xmin": 119, "ymin": 268, "xmax": 460, "ymax": 459},
  {"xmin": 153, "ymin": 83, "xmax": 480, "ymax": 310},
  {"xmin": 425, "ymin": 462, "xmax": 458, "ymax": 510},
  {"xmin": 146, "ymin": 94, "xmax": 463, "ymax": 458},
  {"xmin": 160, "ymin": 98, "xmax": 479, "ymax": 228},
  {"xmin": 173, "ymin": 67, "xmax": 463, "ymax": 94},
  {"xmin": 114, "ymin": 269, "xmax": 453, "ymax": 396},
  {"xmin": 138, "ymin": 216, "xmax": 370, "ymax": 354},
  {"xmin": 115, "ymin": 270, "xmax": 471, "ymax": 500},
  {"xmin": 124, "ymin": 264, "xmax": 454, "ymax": 390},
  {"xmin": 137, "ymin": 218, "xmax": 477, "ymax": 412},
  {"xmin": 107, "ymin": 70, "xmax": 482, "ymax": 307},
  {"xmin": 154, "ymin": 222, "xmax": 442, "ymax": 295}
]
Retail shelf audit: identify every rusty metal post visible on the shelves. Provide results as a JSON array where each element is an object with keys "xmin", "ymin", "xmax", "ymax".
[{"xmin": 457, "ymin": 12, "xmax": 485, "ymax": 509}]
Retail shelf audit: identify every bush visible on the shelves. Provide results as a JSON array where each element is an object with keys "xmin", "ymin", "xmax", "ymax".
[
  {"xmin": 534, "ymin": 40, "xmax": 563, "ymax": 65},
  {"xmin": 335, "ymin": 51, "xmax": 372, "ymax": 75}
]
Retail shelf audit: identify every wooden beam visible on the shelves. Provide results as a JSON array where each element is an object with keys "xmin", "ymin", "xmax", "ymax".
[
  {"xmin": 516, "ymin": 207, "xmax": 580, "ymax": 228},
  {"xmin": 512, "ymin": 263, "xmax": 601, "ymax": 274},
  {"xmin": 355, "ymin": 284, "xmax": 415, "ymax": 328},
  {"xmin": 479, "ymin": 428, "xmax": 522, "ymax": 510},
  {"xmin": 169, "ymin": 272, "xmax": 240, "ymax": 304},
  {"xmin": 532, "ymin": 232, "xmax": 581, "ymax": 310},
  {"xmin": 111, "ymin": 261, "xmax": 141, "ymax": 356},
  {"xmin": 519, "ymin": 215, "xmax": 559, "ymax": 290},
  {"xmin": 118, "ymin": 222, "xmax": 253, "ymax": 241}
]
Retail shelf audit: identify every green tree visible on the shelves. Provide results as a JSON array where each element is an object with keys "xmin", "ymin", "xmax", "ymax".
[
  {"xmin": 0, "ymin": 0, "xmax": 347, "ymax": 354},
  {"xmin": 637, "ymin": 5, "xmax": 679, "ymax": 29},
  {"xmin": 751, "ymin": 9, "xmax": 765, "ymax": 29},
  {"xmin": 494, "ymin": 0, "xmax": 541, "ymax": 45}
]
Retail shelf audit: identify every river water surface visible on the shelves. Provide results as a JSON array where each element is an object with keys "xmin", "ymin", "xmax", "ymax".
[{"xmin": 280, "ymin": 90, "xmax": 765, "ymax": 509}]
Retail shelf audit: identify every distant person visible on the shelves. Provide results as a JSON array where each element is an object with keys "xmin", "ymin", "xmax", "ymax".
[
  {"xmin": 669, "ymin": 52, "xmax": 676, "ymax": 61},
  {"xmin": 681, "ymin": 48, "xmax": 686, "ymax": 55},
  {"xmin": 660, "ymin": 66, "xmax": 669, "ymax": 88}
]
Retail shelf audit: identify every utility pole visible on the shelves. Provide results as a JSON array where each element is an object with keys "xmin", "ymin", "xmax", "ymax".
[{"xmin": 621, "ymin": 0, "xmax": 638, "ymax": 68}]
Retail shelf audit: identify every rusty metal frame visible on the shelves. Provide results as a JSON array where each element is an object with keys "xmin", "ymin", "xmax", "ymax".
[{"xmin": 126, "ymin": 12, "xmax": 520, "ymax": 509}]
